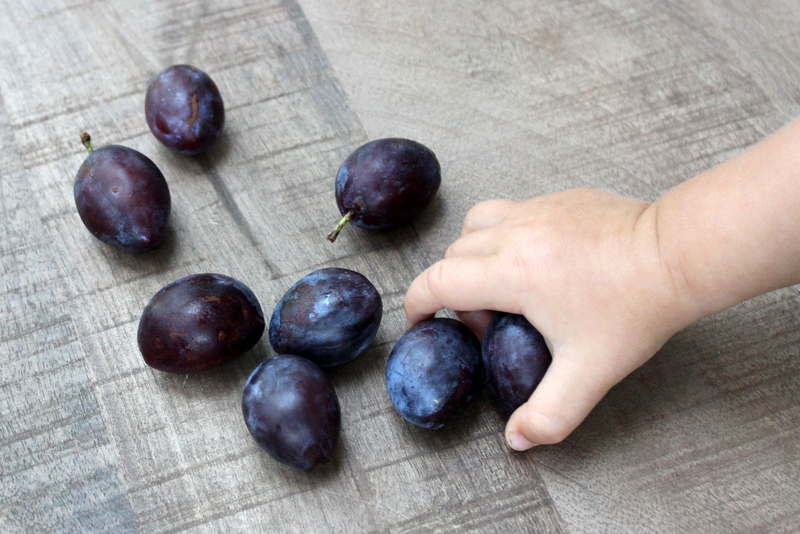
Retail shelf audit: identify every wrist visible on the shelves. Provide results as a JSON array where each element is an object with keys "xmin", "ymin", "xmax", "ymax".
[
  {"xmin": 649, "ymin": 118, "xmax": 800, "ymax": 324},
  {"xmin": 634, "ymin": 203, "xmax": 706, "ymax": 340}
]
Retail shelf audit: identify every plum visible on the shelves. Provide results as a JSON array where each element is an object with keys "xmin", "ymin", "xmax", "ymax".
[
  {"xmin": 482, "ymin": 312, "xmax": 551, "ymax": 414},
  {"xmin": 385, "ymin": 318, "xmax": 481, "ymax": 429},
  {"xmin": 74, "ymin": 133, "xmax": 171, "ymax": 253},
  {"xmin": 269, "ymin": 268, "xmax": 382, "ymax": 368},
  {"xmin": 138, "ymin": 273, "xmax": 265, "ymax": 373},
  {"xmin": 327, "ymin": 138, "xmax": 440, "ymax": 242},
  {"xmin": 242, "ymin": 354, "xmax": 340, "ymax": 471},
  {"xmin": 145, "ymin": 65, "xmax": 225, "ymax": 155}
]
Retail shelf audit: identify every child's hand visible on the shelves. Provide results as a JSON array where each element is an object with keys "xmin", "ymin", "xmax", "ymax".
[
  {"xmin": 404, "ymin": 118, "xmax": 800, "ymax": 450},
  {"xmin": 404, "ymin": 189, "xmax": 696, "ymax": 450}
]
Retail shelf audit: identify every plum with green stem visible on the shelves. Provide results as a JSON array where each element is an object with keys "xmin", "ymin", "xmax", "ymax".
[
  {"xmin": 74, "ymin": 133, "xmax": 171, "ymax": 253},
  {"xmin": 327, "ymin": 138, "xmax": 440, "ymax": 242}
]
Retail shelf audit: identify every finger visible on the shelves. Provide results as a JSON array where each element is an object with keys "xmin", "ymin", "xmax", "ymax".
[
  {"xmin": 461, "ymin": 199, "xmax": 515, "ymax": 236},
  {"xmin": 444, "ymin": 229, "xmax": 499, "ymax": 259},
  {"xmin": 504, "ymin": 353, "xmax": 614, "ymax": 450},
  {"xmin": 454, "ymin": 310, "xmax": 494, "ymax": 340},
  {"xmin": 404, "ymin": 255, "xmax": 521, "ymax": 326}
]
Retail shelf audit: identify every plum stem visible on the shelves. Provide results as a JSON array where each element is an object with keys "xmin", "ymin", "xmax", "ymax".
[
  {"xmin": 80, "ymin": 133, "xmax": 94, "ymax": 154},
  {"xmin": 327, "ymin": 210, "xmax": 355, "ymax": 242}
]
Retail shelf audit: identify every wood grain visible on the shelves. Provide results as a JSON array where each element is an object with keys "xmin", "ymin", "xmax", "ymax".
[
  {"xmin": 300, "ymin": 0, "xmax": 800, "ymax": 532},
  {"xmin": 2, "ymin": 0, "xmax": 799, "ymax": 532},
  {"xmin": 1, "ymin": 0, "xmax": 563, "ymax": 532}
]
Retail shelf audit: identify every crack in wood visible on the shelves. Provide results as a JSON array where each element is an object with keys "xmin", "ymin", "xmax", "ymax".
[{"xmin": 196, "ymin": 155, "xmax": 279, "ymax": 279}]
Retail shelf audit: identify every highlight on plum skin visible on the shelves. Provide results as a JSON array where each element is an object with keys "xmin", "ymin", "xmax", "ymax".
[
  {"xmin": 145, "ymin": 65, "xmax": 225, "ymax": 155},
  {"xmin": 242, "ymin": 354, "xmax": 341, "ymax": 471},
  {"xmin": 74, "ymin": 133, "xmax": 171, "ymax": 253},
  {"xmin": 482, "ymin": 312, "xmax": 552, "ymax": 415},
  {"xmin": 385, "ymin": 318, "xmax": 481, "ymax": 429},
  {"xmin": 327, "ymin": 138, "xmax": 441, "ymax": 242},
  {"xmin": 137, "ymin": 273, "xmax": 265, "ymax": 374},
  {"xmin": 269, "ymin": 268, "xmax": 383, "ymax": 368}
]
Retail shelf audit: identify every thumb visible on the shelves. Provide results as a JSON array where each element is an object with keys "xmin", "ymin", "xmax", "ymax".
[{"xmin": 504, "ymin": 353, "xmax": 616, "ymax": 450}]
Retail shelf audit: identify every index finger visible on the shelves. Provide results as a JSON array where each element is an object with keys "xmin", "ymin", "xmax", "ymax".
[{"xmin": 404, "ymin": 255, "xmax": 521, "ymax": 326}]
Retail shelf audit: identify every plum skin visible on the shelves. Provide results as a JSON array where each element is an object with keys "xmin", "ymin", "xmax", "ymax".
[
  {"xmin": 74, "ymin": 145, "xmax": 171, "ymax": 253},
  {"xmin": 138, "ymin": 273, "xmax": 265, "ymax": 373},
  {"xmin": 482, "ymin": 312, "xmax": 552, "ymax": 415},
  {"xmin": 385, "ymin": 318, "xmax": 481, "ymax": 429},
  {"xmin": 269, "ymin": 268, "xmax": 382, "ymax": 368},
  {"xmin": 335, "ymin": 138, "xmax": 441, "ymax": 231},
  {"xmin": 242, "ymin": 354, "xmax": 341, "ymax": 471},
  {"xmin": 145, "ymin": 65, "xmax": 225, "ymax": 155}
]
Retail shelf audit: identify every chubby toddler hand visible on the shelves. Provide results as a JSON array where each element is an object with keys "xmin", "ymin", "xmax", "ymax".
[{"xmin": 404, "ymin": 189, "xmax": 695, "ymax": 450}]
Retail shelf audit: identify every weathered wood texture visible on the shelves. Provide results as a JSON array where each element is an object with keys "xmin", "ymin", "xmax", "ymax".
[
  {"xmin": 1, "ymin": 0, "xmax": 799, "ymax": 532},
  {"xmin": 300, "ymin": 0, "xmax": 800, "ymax": 532},
  {"xmin": 0, "ymin": 0, "xmax": 562, "ymax": 532}
]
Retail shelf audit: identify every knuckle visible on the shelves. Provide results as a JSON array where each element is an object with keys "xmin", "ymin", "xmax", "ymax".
[
  {"xmin": 463, "ymin": 199, "xmax": 506, "ymax": 228},
  {"xmin": 462, "ymin": 204, "xmax": 483, "ymax": 230},
  {"xmin": 504, "ymin": 247, "xmax": 531, "ymax": 287},
  {"xmin": 569, "ymin": 187, "xmax": 594, "ymax": 201},
  {"xmin": 506, "ymin": 226, "xmax": 529, "ymax": 246},
  {"xmin": 501, "ymin": 225, "xmax": 552, "ymax": 266},
  {"xmin": 425, "ymin": 261, "xmax": 448, "ymax": 301}
]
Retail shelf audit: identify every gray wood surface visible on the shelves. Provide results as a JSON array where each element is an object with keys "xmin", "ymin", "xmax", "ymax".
[{"xmin": 1, "ymin": 0, "xmax": 798, "ymax": 532}]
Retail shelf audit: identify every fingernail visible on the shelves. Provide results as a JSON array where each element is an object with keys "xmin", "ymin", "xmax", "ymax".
[{"xmin": 506, "ymin": 432, "xmax": 536, "ymax": 451}]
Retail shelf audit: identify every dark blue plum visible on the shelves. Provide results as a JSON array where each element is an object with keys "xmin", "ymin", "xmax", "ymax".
[
  {"xmin": 138, "ymin": 273, "xmax": 265, "ymax": 373},
  {"xmin": 269, "ymin": 268, "xmax": 382, "ymax": 368},
  {"xmin": 327, "ymin": 138, "xmax": 441, "ymax": 242},
  {"xmin": 385, "ymin": 318, "xmax": 481, "ymax": 429},
  {"xmin": 145, "ymin": 65, "xmax": 225, "ymax": 155},
  {"xmin": 242, "ymin": 355, "xmax": 340, "ymax": 471},
  {"xmin": 74, "ymin": 134, "xmax": 171, "ymax": 253},
  {"xmin": 482, "ymin": 312, "xmax": 551, "ymax": 415}
]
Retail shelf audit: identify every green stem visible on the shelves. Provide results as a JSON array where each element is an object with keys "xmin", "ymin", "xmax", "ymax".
[
  {"xmin": 80, "ymin": 133, "xmax": 94, "ymax": 154},
  {"xmin": 327, "ymin": 210, "xmax": 355, "ymax": 242}
]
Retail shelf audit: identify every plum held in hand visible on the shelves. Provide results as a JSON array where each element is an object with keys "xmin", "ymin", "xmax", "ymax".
[
  {"xmin": 482, "ymin": 312, "xmax": 552, "ymax": 415},
  {"xmin": 327, "ymin": 138, "xmax": 441, "ymax": 242},
  {"xmin": 269, "ymin": 268, "xmax": 382, "ymax": 368},
  {"xmin": 385, "ymin": 318, "xmax": 481, "ymax": 429},
  {"xmin": 242, "ymin": 354, "xmax": 340, "ymax": 471},
  {"xmin": 74, "ymin": 133, "xmax": 171, "ymax": 253},
  {"xmin": 145, "ymin": 65, "xmax": 225, "ymax": 155},
  {"xmin": 138, "ymin": 273, "xmax": 265, "ymax": 373}
]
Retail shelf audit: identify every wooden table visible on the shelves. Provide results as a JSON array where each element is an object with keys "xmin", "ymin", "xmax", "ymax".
[{"xmin": 2, "ymin": 0, "xmax": 799, "ymax": 532}]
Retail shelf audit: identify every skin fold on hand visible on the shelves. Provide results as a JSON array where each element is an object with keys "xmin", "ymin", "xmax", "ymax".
[{"xmin": 403, "ymin": 116, "xmax": 800, "ymax": 451}]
